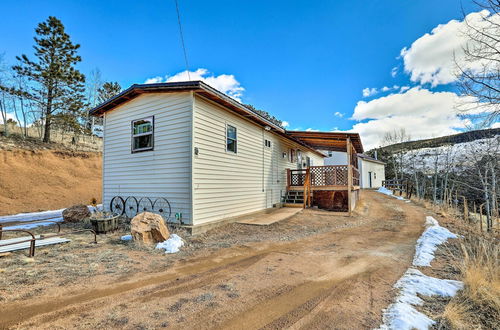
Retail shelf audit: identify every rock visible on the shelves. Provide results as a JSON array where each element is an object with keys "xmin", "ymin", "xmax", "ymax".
[
  {"xmin": 130, "ymin": 212, "xmax": 169, "ymax": 244},
  {"xmin": 62, "ymin": 204, "xmax": 91, "ymax": 223}
]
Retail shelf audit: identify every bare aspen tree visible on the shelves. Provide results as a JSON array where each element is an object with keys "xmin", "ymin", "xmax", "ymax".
[{"xmin": 456, "ymin": 0, "xmax": 500, "ymax": 123}]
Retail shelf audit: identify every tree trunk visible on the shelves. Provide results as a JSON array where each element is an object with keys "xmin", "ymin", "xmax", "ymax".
[
  {"xmin": 43, "ymin": 88, "xmax": 53, "ymax": 143},
  {"xmin": 0, "ymin": 92, "xmax": 8, "ymax": 137}
]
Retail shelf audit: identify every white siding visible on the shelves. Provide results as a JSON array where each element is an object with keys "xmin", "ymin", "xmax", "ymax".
[
  {"xmin": 103, "ymin": 92, "xmax": 193, "ymax": 223},
  {"xmin": 359, "ymin": 159, "xmax": 385, "ymax": 188},
  {"xmin": 192, "ymin": 95, "xmax": 323, "ymax": 225}
]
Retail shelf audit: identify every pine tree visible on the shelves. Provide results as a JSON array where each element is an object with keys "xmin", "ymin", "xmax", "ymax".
[
  {"xmin": 11, "ymin": 16, "xmax": 85, "ymax": 142},
  {"xmin": 97, "ymin": 82, "xmax": 122, "ymax": 103}
]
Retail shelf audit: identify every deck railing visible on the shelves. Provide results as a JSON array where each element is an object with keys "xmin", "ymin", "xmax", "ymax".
[
  {"xmin": 288, "ymin": 165, "xmax": 359, "ymax": 188},
  {"xmin": 352, "ymin": 167, "xmax": 360, "ymax": 186}
]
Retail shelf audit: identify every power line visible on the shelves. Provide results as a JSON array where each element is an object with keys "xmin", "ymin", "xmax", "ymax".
[{"xmin": 174, "ymin": 0, "xmax": 191, "ymax": 80}]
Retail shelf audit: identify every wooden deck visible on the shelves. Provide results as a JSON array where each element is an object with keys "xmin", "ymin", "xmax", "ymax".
[{"xmin": 285, "ymin": 137, "xmax": 361, "ymax": 214}]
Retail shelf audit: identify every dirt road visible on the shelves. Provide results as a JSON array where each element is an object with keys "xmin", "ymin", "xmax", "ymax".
[{"xmin": 0, "ymin": 191, "xmax": 426, "ymax": 329}]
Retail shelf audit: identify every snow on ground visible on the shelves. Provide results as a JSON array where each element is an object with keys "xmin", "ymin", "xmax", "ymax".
[
  {"xmin": 379, "ymin": 269, "xmax": 463, "ymax": 330},
  {"xmin": 377, "ymin": 187, "xmax": 408, "ymax": 202},
  {"xmin": 378, "ymin": 216, "xmax": 462, "ymax": 330},
  {"xmin": 413, "ymin": 216, "xmax": 457, "ymax": 267},
  {"xmin": 0, "ymin": 205, "xmax": 103, "ymax": 230},
  {"xmin": 156, "ymin": 234, "xmax": 184, "ymax": 254}
]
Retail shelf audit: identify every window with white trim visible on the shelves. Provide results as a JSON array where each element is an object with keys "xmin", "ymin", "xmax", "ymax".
[
  {"xmin": 132, "ymin": 116, "xmax": 154, "ymax": 153},
  {"xmin": 226, "ymin": 124, "xmax": 237, "ymax": 153}
]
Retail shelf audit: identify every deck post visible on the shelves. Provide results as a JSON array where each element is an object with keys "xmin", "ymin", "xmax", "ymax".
[{"xmin": 347, "ymin": 138, "xmax": 352, "ymax": 216}]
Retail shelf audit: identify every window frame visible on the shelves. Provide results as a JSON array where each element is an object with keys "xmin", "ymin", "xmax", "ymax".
[
  {"xmin": 131, "ymin": 116, "xmax": 154, "ymax": 153},
  {"xmin": 226, "ymin": 123, "xmax": 238, "ymax": 154},
  {"xmin": 289, "ymin": 149, "xmax": 296, "ymax": 163}
]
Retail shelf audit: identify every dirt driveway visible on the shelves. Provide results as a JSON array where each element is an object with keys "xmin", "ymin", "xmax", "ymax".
[{"xmin": 0, "ymin": 191, "xmax": 426, "ymax": 329}]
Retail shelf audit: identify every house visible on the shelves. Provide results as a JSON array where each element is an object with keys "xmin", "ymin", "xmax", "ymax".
[
  {"xmin": 357, "ymin": 154, "xmax": 385, "ymax": 189},
  {"xmin": 323, "ymin": 150, "xmax": 386, "ymax": 188},
  {"xmin": 90, "ymin": 81, "xmax": 364, "ymax": 232}
]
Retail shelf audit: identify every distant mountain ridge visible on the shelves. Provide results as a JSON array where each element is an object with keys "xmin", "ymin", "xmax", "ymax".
[{"xmin": 371, "ymin": 128, "xmax": 500, "ymax": 153}]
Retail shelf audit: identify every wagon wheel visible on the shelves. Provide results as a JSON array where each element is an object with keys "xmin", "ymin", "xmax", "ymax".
[
  {"xmin": 153, "ymin": 197, "xmax": 172, "ymax": 222},
  {"xmin": 124, "ymin": 196, "xmax": 139, "ymax": 218},
  {"xmin": 110, "ymin": 196, "xmax": 125, "ymax": 216},
  {"xmin": 138, "ymin": 197, "xmax": 153, "ymax": 213}
]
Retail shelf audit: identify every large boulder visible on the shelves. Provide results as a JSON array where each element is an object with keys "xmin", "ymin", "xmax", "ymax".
[
  {"xmin": 130, "ymin": 212, "xmax": 169, "ymax": 245},
  {"xmin": 62, "ymin": 204, "xmax": 91, "ymax": 223}
]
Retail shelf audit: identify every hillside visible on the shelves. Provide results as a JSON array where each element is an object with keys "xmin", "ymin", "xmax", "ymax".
[
  {"xmin": 371, "ymin": 128, "xmax": 500, "ymax": 153},
  {"xmin": 0, "ymin": 136, "xmax": 102, "ymax": 216}
]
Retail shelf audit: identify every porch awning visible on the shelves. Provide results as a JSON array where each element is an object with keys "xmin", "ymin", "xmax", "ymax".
[{"xmin": 285, "ymin": 131, "xmax": 364, "ymax": 153}]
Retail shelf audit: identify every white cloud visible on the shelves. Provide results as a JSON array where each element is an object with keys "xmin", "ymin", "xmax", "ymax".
[
  {"xmin": 490, "ymin": 122, "xmax": 500, "ymax": 129},
  {"xmin": 391, "ymin": 66, "xmax": 398, "ymax": 78},
  {"xmin": 350, "ymin": 87, "xmax": 477, "ymax": 149},
  {"xmin": 144, "ymin": 68, "xmax": 245, "ymax": 102},
  {"xmin": 399, "ymin": 86, "xmax": 410, "ymax": 93},
  {"xmin": 362, "ymin": 87, "xmax": 378, "ymax": 98},
  {"xmin": 401, "ymin": 10, "xmax": 498, "ymax": 86},
  {"xmin": 334, "ymin": 111, "xmax": 344, "ymax": 118},
  {"xmin": 281, "ymin": 121, "xmax": 290, "ymax": 128},
  {"xmin": 305, "ymin": 128, "xmax": 319, "ymax": 132}
]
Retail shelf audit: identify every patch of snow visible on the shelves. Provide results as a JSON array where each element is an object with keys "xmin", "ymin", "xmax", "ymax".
[
  {"xmin": 378, "ymin": 216, "xmax": 462, "ymax": 329},
  {"xmin": 377, "ymin": 187, "xmax": 409, "ymax": 202},
  {"xmin": 121, "ymin": 234, "xmax": 132, "ymax": 241},
  {"xmin": 377, "ymin": 187, "xmax": 394, "ymax": 196},
  {"xmin": 379, "ymin": 269, "xmax": 463, "ymax": 330},
  {"xmin": 156, "ymin": 234, "xmax": 184, "ymax": 254},
  {"xmin": 413, "ymin": 216, "xmax": 457, "ymax": 267}
]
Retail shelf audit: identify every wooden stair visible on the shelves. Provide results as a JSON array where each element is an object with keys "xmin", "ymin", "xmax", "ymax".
[{"xmin": 283, "ymin": 191, "xmax": 304, "ymax": 207}]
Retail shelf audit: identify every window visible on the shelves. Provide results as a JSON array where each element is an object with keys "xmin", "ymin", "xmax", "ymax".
[
  {"xmin": 132, "ymin": 117, "xmax": 154, "ymax": 152},
  {"xmin": 328, "ymin": 151, "xmax": 333, "ymax": 157},
  {"xmin": 374, "ymin": 173, "xmax": 377, "ymax": 179},
  {"xmin": 264, "ymin": 139, "xmax": 271, "ymax": 148},
  {"xmin": 226, "ymin": 124, "xmax": 237, "ymax": 153},
  {"xmin": 289, "ymin": 149, "xmax": 296, "ymax": 162}
]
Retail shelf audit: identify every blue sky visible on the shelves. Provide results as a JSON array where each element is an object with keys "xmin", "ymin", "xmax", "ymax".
[{"xmin": 0, "ymin": 0, "xmax": 495, "ymax": 149}]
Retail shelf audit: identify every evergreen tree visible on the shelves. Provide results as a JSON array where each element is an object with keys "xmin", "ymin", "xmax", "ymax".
[
  {"xmin": 97, "ymin": 82, "xmax": 121, "ymax": 103},
  {"xmin": 11, "ymin": 16, "xmax": 85, "ymax": 142}
]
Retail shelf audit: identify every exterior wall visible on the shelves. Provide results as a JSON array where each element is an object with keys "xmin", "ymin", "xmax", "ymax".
[
  {"xmin": 192, "ymin": 95, "xmax": 324, "ymax": 225},
  {"xmin": 102, "ymin": 92, "xmax": 193, "ymax": 223},
  {"xmin": 359, "ymin": 159, "xmax": 385, "ymax": 188},
  {"xmin": 323, "ymin": 151, "xmax": 348, "ymax": 165}
]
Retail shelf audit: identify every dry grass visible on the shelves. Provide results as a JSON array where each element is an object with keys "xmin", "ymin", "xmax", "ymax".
[{"xmin": 436, "ymin": 233, "xmax": 500, "ymax": 329}]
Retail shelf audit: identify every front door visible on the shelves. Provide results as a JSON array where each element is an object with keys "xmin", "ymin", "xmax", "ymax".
[{"xmin": 368, "ymin": 171, "xmax": 372, "ymax": 188}]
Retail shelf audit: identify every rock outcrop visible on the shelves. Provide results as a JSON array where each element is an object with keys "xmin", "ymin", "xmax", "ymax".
[
  {"xmin": 62, "ymin": 204, "xmax": 91, "ymax": 223},
  {"xmin": 130, "ymin": 212, "xmax": 169, "ymax": 244}
]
